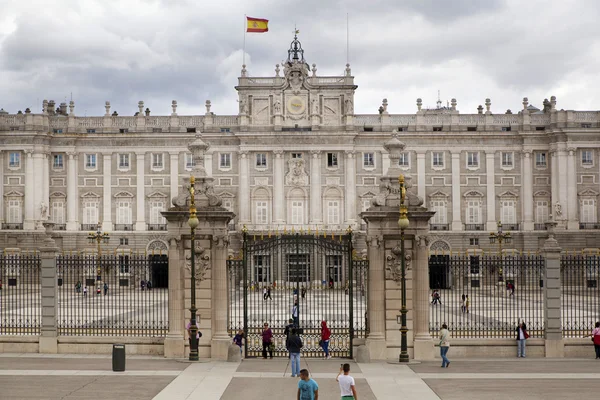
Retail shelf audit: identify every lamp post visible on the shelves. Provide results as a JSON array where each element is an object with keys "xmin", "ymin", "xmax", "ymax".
[
  {"xmin": 397, "ymin": 174, "xmax": 410, "ymax": 363},
  {"xmin": 88, "ymin": 223, "xmax": 109, "ymax": 281},
  {"xmin": 489, "ymin": 221, "xmax": 511, "ymax": 282},
  {"xmin": 188, "ymin": 175, "xmax": 200, "ymax": 361}
]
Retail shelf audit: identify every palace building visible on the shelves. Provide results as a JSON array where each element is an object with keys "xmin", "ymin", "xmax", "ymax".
[{"xmin": 1, "ymin": 35, "xmax": 600, "ymax": 257}]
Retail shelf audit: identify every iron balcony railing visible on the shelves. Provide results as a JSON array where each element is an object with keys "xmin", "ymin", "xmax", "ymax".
[
  {"xmin": 503, "ymin": 224, "xmax": 520, "ymax": 231},
  {"xmin": 147, "ymin": 224, "xmax": 167, "ymax": 231},
  {"xmin": 81, "ymin": 224, "xmax": 98, "ymax": 231},
  {"xmin": 579, "ymin": 223, "xmax": 600, "ymax": 230},
  {"xmin": 429, "ymin": 224, "xmax": 450, "ymax": 231},
  {"xmin": 1, "ymin": 223, "xmax": 23, "ymax": 230},
  {"xmin": 114, "ymin": 224, "xmax": 133, "ymax": 231},
  {"xmin": 464, "ymin": 224, "xmax": 485, "ymax": 231},
  {"xmin": 534, "ymin": 223, "xmax": 547, "ymax": 231},
  {"xmin": 53, "ymin": 224, "xmax": 66, "ymax": 231}
]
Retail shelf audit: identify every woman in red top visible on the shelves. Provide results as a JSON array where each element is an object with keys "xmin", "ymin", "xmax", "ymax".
[
  {"xmin": 321, "ymin": 320, "xmax": 331, "ymax": 359},
  {"xmin": 261, "ymin": 322, "xmax": 273, "ymax": 359}
]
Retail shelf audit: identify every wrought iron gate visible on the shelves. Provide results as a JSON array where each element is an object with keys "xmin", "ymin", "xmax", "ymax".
[{"xmin": 227, "ymin": 231, "xmax": 368, "ymax": 358}]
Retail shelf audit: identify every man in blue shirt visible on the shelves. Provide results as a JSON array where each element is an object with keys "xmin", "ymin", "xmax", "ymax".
[{"xmin": 297, "ymin": 369, "xmax": 318, "ymax": 400}]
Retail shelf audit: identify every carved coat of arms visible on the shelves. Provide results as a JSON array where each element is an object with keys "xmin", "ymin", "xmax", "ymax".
[{"xmin": 285, "ymin": 158, "xmax": 309, "ymax": 186}]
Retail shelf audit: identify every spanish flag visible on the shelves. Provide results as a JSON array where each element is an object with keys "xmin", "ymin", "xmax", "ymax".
[{"xmin": 247, "ymin": 17, "xmax": 269, "ymax": 33}]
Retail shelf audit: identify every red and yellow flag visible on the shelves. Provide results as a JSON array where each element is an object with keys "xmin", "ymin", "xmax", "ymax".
[{"xmin": 247, "ymin": 17, "xmax": 269, "ymax": 33}]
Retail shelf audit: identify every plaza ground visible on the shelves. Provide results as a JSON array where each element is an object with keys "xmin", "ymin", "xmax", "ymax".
[{"xmin": 1, "ymin": 353, "xmax": 599, "ymax": 399}]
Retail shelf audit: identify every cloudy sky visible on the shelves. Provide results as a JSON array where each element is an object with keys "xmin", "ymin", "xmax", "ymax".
[{"xmin": 1, "ymin": 0, "xmax": 599, "ymax": 117}]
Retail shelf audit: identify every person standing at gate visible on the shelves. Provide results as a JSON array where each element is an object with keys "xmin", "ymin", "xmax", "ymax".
[
  {"xmin": 266, "ymin": 286, "xmax": 272, "ymax": 301},
  {"xmin": 301, "ymin": 285, "xmax": 306, "ymax": 300},
  {"xmin": 287, "ymin": 328, "xmax": 303, "ymax": 377},
  {"xmin": 320, "ymin": 320, "xmax": 331, "ymax": 359},
  {"xmin": 438, "ymin": 323, "xmax": 451, "ymax": 368},
  {"xmin": 465, "ymin": 295, "xmax": 470, "ymax": 313},
  {"xmin": 285, "ymin": 318, "xmax": 296, "ymax": 342},
  {"xmin": 103, "ymin": 282, "xmax": 108, "ymax": 296},
  {"xmin": 516, "ymin": 320, "xmax": 529, "ymax": 358},
  {"xmin": 292, "ymin": 302, "xmax": 299, "ymax": 326},
  {"xmin": 233, "ymin": 329, "xmax": 244, "ymax": 356},
  {"xmin": 261, "ymin": 322, "xmax": 273, "ymax": 359},
  {"xmin": 584, "ymin": 321, "xmax": 600, "ymax": 359}
]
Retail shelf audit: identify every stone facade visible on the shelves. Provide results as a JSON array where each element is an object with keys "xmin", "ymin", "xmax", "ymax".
[{"xmin": 1, "ymin": 37, "xmax": 600, "ymax": 254}]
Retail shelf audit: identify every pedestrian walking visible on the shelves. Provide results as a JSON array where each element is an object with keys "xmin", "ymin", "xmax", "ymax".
[
  {"xmin": 263, "ymin": 287, "xmax": 268, "ymax": 301},
  {"xmin": 336, "ymin": 363, "xmax": 358, "ymax": 399},
  {"xmin": 286, "ymin": 328, "xmax": 303, "ymax": 377},
  {"xmin": 103, "ymin": 282, "xmax": 108, "ymax": 296},
  {"xmin": 301, "ymin": 285, "xmax": 306, "ymax": 300},
  {"xmin": 465, "ymin": 295, "xmax": 470, "ymax": 313},
  {"xmin": 186, "ymin": 318, "xmax": 202, "ymax": 348},
  {"xmin": 146, "ymin": 280, "xmax": 152, "ymax": 290},
  {"xmin": 297, "ymin": 369, "xmax": 318, "ymax": 400},
  {"xmin": 516, "ymin": 320, "xmax": 529, "ymax": 358},
  {"xmin": 83, "ymin": 286, "xmax": 88, "ymax": 297},
  {"xmin": 75, "ymin": 281, "xmax": 81, "ymax": 293},
  {"xmin": 461, "ymin": 294, "xmax": 466, "ymax": 313},
  {"xmin": 96, "ymin": 285, "xmax": 101, "ymax": 295},
  {"xmin": 266, "ymin": 286, "xmax": 272, "ymax": 300},
  {"xmin": 140, "ymin": 279, "xmax": 146, "ymax": 291},
  {"xmin": 438, "ymin": 323, "xmax": 451, "ymax": 368},
  {"xmin": 261, "ymin": 322, "xmax": 273, "ymax": 359},
  {"xmin": 292, "ymin": 302, "xmax": 299, "ymax": 326},
  {"xmin": 328, "ymin": 276, "xmax": 334, "ymax": 289},
  {"xmin": 431, "ymin": 290, "xmax": 441, "ymax": 305},
  {"xmin": 320, "ymin": 320, "xmax": 331, "ymax": 359},
  {"xmin": 585, "ymin": 321, "xmax": 600, "ymax": 359},
  {"xmin": 233, "ymin": 329, "xmax": 244, "ymax": 356}
]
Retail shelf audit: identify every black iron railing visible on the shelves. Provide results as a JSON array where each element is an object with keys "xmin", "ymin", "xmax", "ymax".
[
  {"xmin": 147, "ymin": 224, "xmax": 167, "ymax": 231},
  {"xmin": 429, "ymin": 224, "xmax": 450, "ymax": 231},
  {"xmin": 81, "ymin": 224, "xmax": 98, "ymax": 231},
  {"xmin": 0, "ymin": 254, "xmax": 41, "ymax": 335},
  {"xmin": 503, "ymin": 224, "xmax": 519, "ymax": 231},
  {"xmin": 53, "ymin": 224, "xmax": 66, "ymax": 231},
  {"xmin": 1, "ymin": 223, "xmax": 23, "ymax": 230},
  {"xmin": 114, "ymin": 224, "xmax": 133, "ymax": 231},
  {"xmin": 56, "ymin": 254, "xmax": 168, "ymax": 336},
  {"xmin": 561, "ymin": 254, "xmax": 600, "ymax": 338},
  {"xmin": 464, "ymin": 224, "xmax": 485, "ymax": 231},
  {"xmin": 579, "ymin": 223, "xmax": 600, "ymax": 230},
  {"xmin": 534, "ymin": 224, "xmax": 547, "ymax": 231},
  {"xmin": 429, "ymin": 253, "xmax": 545, "ymax": 338}
]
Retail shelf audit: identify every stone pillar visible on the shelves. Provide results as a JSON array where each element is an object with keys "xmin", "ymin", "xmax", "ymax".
[
  {"xmin": 238, "ymin": 151, "xmax": 250, "ymax": 224},
  {"xmin": 66, "ymin": 153, "xmax": 79, "ymax": 230},
  {"xmin": 485, "ymin": 151, "xmax": 496, "ymax": 230},
  {"xmin": 205, "ymin": 152, "xmax": 213, "ymax": 177},
  {"xmin": 170, "ymin": 152, "xmax": 179, "ymax": 203},
  {"xmin": 0, "ymin": 151, "xmax": 3, "ymax": 224},
  {"xmin": 522, "ymin": 151, "xmax": 534, "ymax": 231},
  {"xmin": 557, "ymin": 148, "xmax": 568, "ymax": 228},
  {"xmin": 416, "ymin": 151, "xmax": 426, "ymax": 209},
  {"xmin": 412, "ymin": 225, "xmax": 434, "ymax": 360},
  {"xmin": 566, "ymin": 148, "xmax": 578, "ymax": 230},
  {"xmin": 33, "ymin": 152, "xmax": 45, "ymax": 228},
  {"xmin": 451, "ymin": 152, "xmax": 462, "ymax": 230},
  {"xmin": 135, "ymin": 153, "xmax": 146, "ymax": 230},
  {"xmin": 39, "ymin": 224, "xmax": 59, "ymax": 353},
  {"xmin": 550, "ymin": 151, "xmax": 559, "ymax": 224},
  {"xmin": 365, "ymin": 232, "xmax": 387, "ymax": 360},
  {"xmin": 210, "ymin": 232, "xmax": 230, "ymax": 360},
  {"xmin": 24, "ymin": 150, "xmax": 35, "ymax": 230},
  {"xmin": 102, "ymin": 154, "xmax": 112, "ymax": 231},
  {"xmin": 43, "ymin": 152, "xmax": 50, "ymax": 217},
  {"xmin": 344, "ymin": 151, "xmax": 357, "ymax": 226},
  {"xmin": 543, "ymin": 221, "xmax": 564, "ymax": 357},
  {"xmin": 273, "ymin": 150, "xmax": 285, "ymax": 224},
  {"xmin": 164, "ymin": 236, "xmax": 184, "ymax": 358},
  {"xmin": 309, "ymin": 150, "xmax": 322, "ymax": 225}
]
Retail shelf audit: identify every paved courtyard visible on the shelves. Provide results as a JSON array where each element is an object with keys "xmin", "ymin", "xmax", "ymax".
[{"xmin": 1, "ymin": 353, "xmax": 599, "ymax": 399}]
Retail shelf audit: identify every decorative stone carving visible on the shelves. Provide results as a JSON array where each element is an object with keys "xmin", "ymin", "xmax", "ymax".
[
  {"xmin": 366, "ymin": 235, "xmax": 381, "ymax": 248},
  {"xmin": 345, "ymin": 99, "xmax": 354, "ymax": 115},
  {"xmin": 386, "ymin": 246, "xmax": 413, "ymax": 282},
  {"xmin": 429, "ymin": 240, "xmax": 450, "ymax": 252},
  {"xmin": 285, "ymin": 158, "xmax": 308, "ymax": 186},
  {"xmin": 171, "ymin": 100, "xmax": 177, "ymax": 115},
  {"xmin": 205, "ymin": 100, "xmax": 211, "ymax": 114},
  {"xmin": 239, "ymin": 96, "xmax": 248, "ymax": 115},
  {"xmin": 185, "ymin": 244, "xmax": 211, "ymax": 285},
  {"xmin": 554, "ymin": 201, "xmax": 563, "ymax": 219},
  {"xmin": 416, "ymin": 235, "xmax": 430, "ymax": 249},
  {"xmin": 274, "ymin": 98, "xmax": 282, "ymax": 115},
  {"xmin": 214, "ymin": 235, "xmax": 229, "ymax": 248},
  {"xmin": 147, "ymin": 239, "xmax": 168, "ymax": 253},
  {"xmin": 39, "ymin": 201, "xmax": 48, "ymax": 220}
]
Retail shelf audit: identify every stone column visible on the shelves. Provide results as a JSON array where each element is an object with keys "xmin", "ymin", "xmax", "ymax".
[
  {"xmin": 416, "ymin": 151, "xmax": 426, "ymax": 209},
  {"xmin": 24, "ymin": 150, "xmax": 35, "ymax": 230},
  {"xmin": 135, "ymin": 152, "xmax": 146, "ymax": 230},
  {"xmin": 238, "ymin": 151, "xmax": 250, "ymax": 224},
  {"xmin": 543, "ymin": 221, "xmax": 564, "ymax": 357},
  {"xmin": 211, "ymin": 232, "xmax": 231, "ymax": 360},
  {"xmin": 66, "ymin": 153, "xmax": 79, "ymax": 231},
  {"xmin": 0, "ymin": 151, "xmax": 4, "ymax": 224},
  {"xmin": 43, "ymin": 152, "xmax": 50, "ymax": 217},
  {"xmin": 557, "ymin": 148, "xmax": 568, "ymax": 228},
  {"xmin": 273, "ymin": 150, "xmax": 285, "ymax": 224},
  {"xmin": 205, "ymin": 152, "xmax": 213, "ymax": 177},
  {"xmin": 169, "ymin": 152, "xmax": 179, "ymax": 203},
  {"xmin": 39, "ymin": 224, "xmax": 59, "ymax": 353},
  {"xmin": 164, "ymin": 236, "xmax": 184, "ymax": 358},
  {"xmin": 522, "ymin": 151, "xmax": 534, "ymax": 231},
  {"xmin": 365, "ymin": 232, "xmax": 386, "ymax": 360},
  {"xmin": 550, "ymin": 151, "xmax": 559, "ymax": 223},
  {"xmin": 33, "ymin": 152, "xmax": 45, "ymax": 228},
  {"xmin": 451, "ymin": 152, "xmax": 462, "ymax": 230},
  {"xmin": 566, "ymin": 148, "xmax": 578, "ymax": 230},
  {"xmin": 413, "ymin": 228, "xmax": 434, "ymax": 360},
  {"xmin": 102, "ymin": 154, "xmax": 112, "ymax": 231},
  {"xmin": 344, "ymin": 151, "xmax": 357, "ymax": 226},
  {"xmin": 309, "ymin": 150, "xmax": 322, "ymax": 225},
  {"xmin": 485, "ymin": 151, "xmax": 496, "ymax": 230}
]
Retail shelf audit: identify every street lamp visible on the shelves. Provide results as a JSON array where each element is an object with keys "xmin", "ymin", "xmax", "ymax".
[
  {"xmin": 188, "ymin": 175, "xmax": 200, "ymax": 361},
  {"xmin": 489, "ymin": 221, "xmax": 511, "ymax": 282},
  {"xmin": 397, "ymin": 174, "xmax": 410, "ymax": 363},
  {"xmin": 88, "ymin": 223, "xmax": 109, "ymax": 281}
]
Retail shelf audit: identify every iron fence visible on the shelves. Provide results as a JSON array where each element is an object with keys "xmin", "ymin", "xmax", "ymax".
[
  {"xmin": 429, "ymin": 253, "xmax": 545, "ymax": 338},
  {"xmin": 561, "ymin": 254, "xmax": 600, "ymax": 338},
  {"xmin": 0, "ymin": 253, "xmax": 41, "ymax": 335},
  {"xmin": 57, "ymin": 253, "xmax": 168, "ymax": 336}
]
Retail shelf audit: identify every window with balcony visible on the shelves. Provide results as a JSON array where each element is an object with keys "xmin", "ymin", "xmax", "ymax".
[
  {"xmin": 51, "ymin": 200, "xmax": 65, "ymax": 225},
  {"xmin": 53, "ymin": 154, "xmax": 64, "ymax": 169},
  {"xmin": 116, "ymin": 200, "xmax": 132, "ymax": 229},
  {"xmin": 256, "ymin": 153, "xmax": 267, "ymax": 168},
  {"xmin": 7, "ymin": 199, "xmax": 22, "ymax": 224},
  {"xmin": 9, "ymin": 152, "xmax": 21, "ymax": 168},
  {"xmin": 466, "ymin": 200, "xmax": 481, "ymax": 224},
  {"xmin": 82, "ymin": 201, "xmax": 99, "ymax": 226},
  {"xmin": 149, "ymin": 201, "xmax": 166, "ymax": 226},
  {"xmin": 431, "ymin": 199, "xmax": 447, "ymax": 225}
]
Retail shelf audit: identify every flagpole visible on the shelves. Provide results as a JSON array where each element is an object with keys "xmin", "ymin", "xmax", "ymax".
[
  {"xmin": 243, "ymin": 14, "xmax": 246, "ymax": 67},
  {"xmin": 346, "ymin": 13, "xmax": 349, "ymax": 65}
]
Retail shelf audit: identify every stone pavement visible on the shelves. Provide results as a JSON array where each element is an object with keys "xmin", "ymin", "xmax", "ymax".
[{"xmin": 1, "ymin": 353, "xmax": 599, "ymax": 399}]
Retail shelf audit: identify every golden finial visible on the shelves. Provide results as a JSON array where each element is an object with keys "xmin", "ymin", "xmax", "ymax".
[
  {"xmin": 316, "ymin": 226, "xmax": 319, "ymax": 237},
  {"xmin": 242, "ymin": 225, "xmax": 248, "ymax": 234},
  {"xmin": 268, "ymin": 229, "xmax": 272, "ymax": 238},
  {"xmin": 346, "ymin": 225, "xmax": 353, "ymax": 235},
  {"xmin": 307, "ymin": 226, "xmax": 311, "ymax": 235},
  {"xmin": 260, "ymin": 230, "xmax": 264, "ymax": 240},
  {"xmin": 284, "ymin": 226, "xmax": 287, "ymax": 234}
]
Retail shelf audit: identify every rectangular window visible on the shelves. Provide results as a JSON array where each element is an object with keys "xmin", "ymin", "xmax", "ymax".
[
  {"xmin": 432, "ymin": 126, "xmax": 442, "ymax": 132},
  {"xmin": 327, "ymin": 200, "xmax": 340, "ymax": 224},
  {"xmin": 185, "ymin": 153, "xmax": 195, "ymax": 169},
  {"xmin": 501, "ymin": 152, "xmax": 513, "ymax": 168},
  {"xmin": 83, "ymin": 201, "xmax": 98, "ymax": 225},
  {"xmin": 119, "ymin": 128, "xmax": 129, "ymax": 133},
  {"xmin": 116, "ymin": 201, "xmax": 132, "ymax": 225},
  {"xmin": 535, "ymin": 201, "xmax": 549, "ymax": 223},
  {"xmin": 582, "ymin": 150, "xmax": 594, "ymax": 166},
  {"xmin": 327, "ymin": 153, "xmax": 338, "ymax": 168},
  {"xmin": 152, "ymin": 153, "xmax": 163, "ymax": 169},
  {"xmin": 432, "ymin": 152, "xmax": 444, "ymax": 168},
  {"xmin": 326, "ymin": 255, "xmax": 342, "ymax": 283},
  {"xmin": 119, "ymin": 255, "xmax": 130, "ymax": 274},
  {"xmin": 256, "ymin": 201, "xmax": 268, "ymax": 224},
  {"xmin": 256, "ymin": 153, "xmax": 267, "ymax": 168},
  {"xmin": 53, "ymin": 154, "xmax": 64, "ymax": 169},
  {"xmin": 469, "ymin": 238, "xmax": 479, "ymax": 246},
  {"xmin": 581, "ymin": 199, "xmax": 597, "ymax": 223},
  {"xmin": 7, "ymin": 200, "xmax": 22, "ymax": 223},
  {"xmin": 51, "ymin": 200, "xmax": 65, "ymax": 224},
  {"xmin": 9, "ymin": 152, "xmax": 21, "ymax": 168},
  {"xmin": 219, "ymin": 153, "xmax": 231, "ymax": 168},
  {"xmin": 431, "ymin": 200, "xmax": 447, "ymax": 224},
  {"xmin": 119, "ymin": 238, "xmax": 129, "ymax": 246},
  {"xmin": 399, "ymin": 152, "xmax": 409, "ymax": 167},
  {"xmin": 86, "ymin": 129, "xmax": 96, "ymax": 133},
  {"xmin": 501, "ymin": 200, "xmax": 516, "ymax": 224},
  {"xmin": 253, "ymin": 255, "xmax": 271, "ymax": 283},
  {"xmin": 467, "ymin": 152, "xmax": 479, "ymax": 168},
  {"xmin": 535, "ymin": 152, "xmax": 547, "ymax": 168},
  {"xmin": 502, "ymin": 126, "xmax": 512, "ymax": 132},
  {"xmin": 467, "ymin": 200, "xmax": 480, "ymax": 224},
  {"xmin": 363, "ymin": 152, "xmax": 374, "ymax": 168},
  {"xmin": 220, "ymin": 128, "xmax": 230, "ymax": 133},
  {"xmin": 291, "ymin": 201, "xmax": 303, "ymax": 224},
  {"xmin": 118, "ymin": 153, "xmax": 129, "ymax": 169},
  {"xmin": 149, "ymin": 201, "xmax": 165, "ymax": 225},
  {"xmin": 470, "ymin": 256, "xmax": 480, "ymax": 274},
  {"xmin": 85, "ymin": 154, "xmax": 97, "ymax": 169},
  {"xmin": 292, "ymin": 153, "xmax": 302, "ymax": 159}
]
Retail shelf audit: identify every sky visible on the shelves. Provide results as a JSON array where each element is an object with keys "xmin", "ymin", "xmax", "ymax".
[{"xmin": 1, "ymin": 0, "xmax": 599, "ymax": 117}]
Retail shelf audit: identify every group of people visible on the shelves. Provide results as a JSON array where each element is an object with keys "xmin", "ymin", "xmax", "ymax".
[
  {"xmin": 296, "ymin": 364, "xmax": 358, "ymax": 400},
  {"xmin": 74, "ymin": 281, "xmax": 108, "ymax": 296}
]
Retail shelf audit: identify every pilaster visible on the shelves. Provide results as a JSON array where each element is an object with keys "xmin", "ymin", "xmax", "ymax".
[
  {"xmin": 566, "ymin": 147, "xmax": 579, "ymax": 230},
  {"xmin": 39, "ymin": 224, "xmax": 59, "ymax": 353},
  {"xmin": 66, "ymin": 152, "xmax": 79, "ymax": 231},
  {"xmin": 557, "ymin": 146, "xmax": 568, "ymax": 229},
  {"xmin": 364, "ymin": 232, "xmax": 386, "ymax": 360},
  {"xmin": 102, "ymin": 153, "xmax": 112, "ymax": 231},
  {"xmin": 164, "ymin": 236, "xmax": 184, "ymax": 358},
  {"xmin": 273, "ymin": 150, "xmax": 285, "ymax": 224},
  {"xmin": 543, "ymin": 222, "xmax": 564, "ymax": 357},
  {"xmin": 451, "ymin": 152, "xmax": 462, "ymax": 230},
  {"xmin": 210, "ymin": 232, "xmax": 231, "ymax": 360},
  {"xmin": 344, "ymin": 150, "xmax": 357, "ymax": 226},
  {"xmin": 0, "ymin": 151, "xmax": 4, "ymax": 223},
  {"xmin": 135, "ymin": 152, "xmax": 146, "ymax": 231},
  {"xmin": 238, "ymin": 151, "xmax": 250, "ymax": 224},
  {"xmin": 522, "ymin": 150, "xmax": 534, "ymax": 231},
  {"xmin": 170, "ymin": 152, "xmax": 179, "ymax": 204},
  {"xmin": 485, "ymin": 151, "xmax": 496, "ymax": 230},
  {"xmin": 33, "ymin": 152, "xmax": 45, "ymax": 229},
  {"xmin": 24, "ymin": 150, "xmax": 35, "ymax": 230},
  {"xmin": 416, "ymin": 151, "xmax": 426, "ymax": 209},
  {"xmin": 309, "ymin": 150, "xmax": 322, "ymax": 225}
]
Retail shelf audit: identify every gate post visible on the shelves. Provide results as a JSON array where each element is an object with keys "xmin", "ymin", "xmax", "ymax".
[
  {"xmin": 543, "ymin": 220, "xmax": 564, "ymax": 357},
  {"xmin": 164, "ymin": 236, "xmax": 184, "ymax": 358},
  {"xmin": 412, "ymin": 219, "xmax": 435, "ymax": 360},
  {"xmin": 210, "ymin": 228, "xmax": 232, "ymax": 360},
  {"xmin": 364, "ymin": 228, "xmax": 387, "ymax": 360},
  {"xmin": 39, "ymin": 223, "xmax": 59, "ymax": 354}
]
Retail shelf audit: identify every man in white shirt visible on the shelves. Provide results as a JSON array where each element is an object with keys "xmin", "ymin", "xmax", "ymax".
[{"xmin": 336, "ymin": 363, "xmax": 358, "ymax": 399}]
